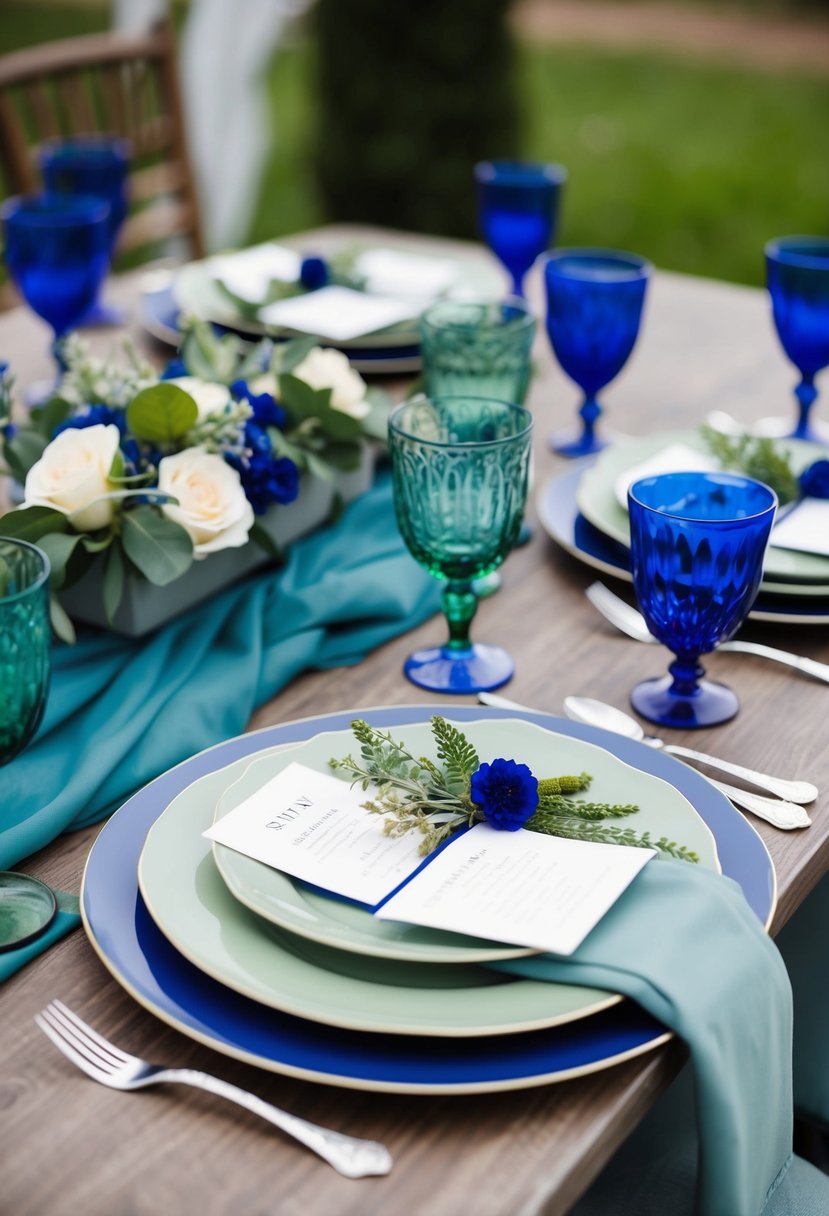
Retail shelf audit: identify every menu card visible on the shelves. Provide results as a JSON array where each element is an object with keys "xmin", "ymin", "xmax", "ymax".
[
  {"xmin": 204, "ymin": 762, "xmax": 654, "ymax": 955},
  {"xmin": 769, "ymin": 499, "xmax": 829, "ymax": 557},
  {"xmin": 258, "ymin": 286, "xmax": 417, "ymax": 340}
]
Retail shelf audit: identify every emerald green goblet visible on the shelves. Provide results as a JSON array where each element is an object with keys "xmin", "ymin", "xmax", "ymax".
[
  {"xmin": 0, "ymin": 538, "xmax": 50, "ymax": 765},
  {"xmin": 420, "ymin": 297, "xmax": 536, "ymax": 405},
  {"xmin": 388, "ymin": 395, "xmax": 532, "ymax": 692}
]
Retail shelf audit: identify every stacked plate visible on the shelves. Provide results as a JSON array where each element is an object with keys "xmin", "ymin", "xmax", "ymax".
[
  {"xmin": 81, "ymin": 706, "xmax": 775, "ymax": 1094},
  {"xmin": 140, "ymin": 242, "xmax": 503, "ymax": 375},
  {"xmin": 538, "ymin": 429, "xmax": 829, "ymax": 625}
]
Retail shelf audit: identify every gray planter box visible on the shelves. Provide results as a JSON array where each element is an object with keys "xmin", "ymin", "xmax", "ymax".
[{"xmin": 59, "ymin": 448, "xmax": 376, "ymax": 637}]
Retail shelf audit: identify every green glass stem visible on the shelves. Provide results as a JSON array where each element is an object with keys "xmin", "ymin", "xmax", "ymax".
[{"xmin": 442, "ymin": 581, "xmax": 478, "ymax": 651}]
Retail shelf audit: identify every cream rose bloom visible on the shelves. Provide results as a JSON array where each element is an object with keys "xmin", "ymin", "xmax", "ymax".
[
  {"xmin": 167, "ymin": 376, "xmax": 231, "ymax": 419},
  {"xmin": 158, "ymin": 448, "xmax": 254, "ymax": 559},
  {"xmin": 247, "ymin": 372, "xmax": 277, "ymax": 397},
  {"xmin": 24, "ymin": 423, "xmax": 120, "ymax": 532},
  {"xmin": 292, "ymin": 348, "xmax": 370, "ymax": 420}
]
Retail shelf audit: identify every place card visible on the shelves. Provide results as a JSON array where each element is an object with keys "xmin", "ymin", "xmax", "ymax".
[
  {"xmin": 258, "ymin": 286, "xmax": 417, "ymax": 340},
  {"xmin": 355, "ymin": 248, "xmax": 459, "ymax": 300},
  {"xmin": 615, "ymin": 443, "xmax": 719, "ymax": 509},
  {"xmin": 205, "ymin": 763, "xmax": 654, "ymax": 953},
  {"xmin": 208, "ymin": 244, "xmax": 301, "ymax": 303},
  {"xmin": 770, "ymin": 499, "xmax": 829, "ymax": 557}
]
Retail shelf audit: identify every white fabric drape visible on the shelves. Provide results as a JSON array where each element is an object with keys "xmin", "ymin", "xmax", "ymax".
[{"xmin": 113, "ymin": 0, "xmax": 312, "ymax": 250}]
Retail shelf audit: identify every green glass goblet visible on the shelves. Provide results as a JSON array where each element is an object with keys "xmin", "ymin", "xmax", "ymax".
[
  {"xmin": 388, "ymin": 395, "xmax": 532, "ymax": 692},
  {"xmin": 420, "ymin": 296, "xmax": 536, "ymax": 405},
  {"xmin": 0, "ymin": 538, "xmax": 52, "ymax": 951}
]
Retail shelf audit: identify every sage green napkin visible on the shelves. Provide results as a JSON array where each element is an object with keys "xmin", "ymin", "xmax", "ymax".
[
  {"xmin": 494, "ymin": 862, "xmax": 793, "ymax": 1216},
  {"xmin": 0, "ymin": 472, "xmax": 439, "ymax": 872},
  {"xmin": 777, "ymin": 873, "xmax": 829, "ymax": 1130}
]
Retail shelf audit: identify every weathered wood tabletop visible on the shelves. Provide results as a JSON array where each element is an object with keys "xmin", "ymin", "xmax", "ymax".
[{"xmin": 2, "ymin": 227, "xmax": 828, "ymax": 1216}]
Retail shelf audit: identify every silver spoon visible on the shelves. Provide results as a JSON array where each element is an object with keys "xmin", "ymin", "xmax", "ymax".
[
  {"xmin": 477, "ymin": 692, "xmax": 812, "ymax": 830},
  {"xmin": 586, "ymin": 581, "xmax": 829, "ymax": 686}
]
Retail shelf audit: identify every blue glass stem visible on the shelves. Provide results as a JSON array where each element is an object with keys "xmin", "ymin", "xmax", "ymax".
[
  {"xmin": 792, "ymin": 375, "xmax": 818, "ymax": 441},
  {"xmin": 579, "ymin": 393, "xmax": 602, "ymax": 447},
  {"xmin": 443, "ymin": 581, "xmax": 477, "ymax": 651},
  {"xmin": 511, "ymin": 273, "xmax": 526, "ymax": 299},
  {"xmin": 667, "ymin": 655, "xmax": 705, "ymax": 699},
  {"xmin": 51, "ymin": 335, "xmax": 70, "ymax": 375}
]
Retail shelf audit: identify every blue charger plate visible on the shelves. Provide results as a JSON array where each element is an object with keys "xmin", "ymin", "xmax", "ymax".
[
  {"xmin": 139, "ymin": 283, "xmax": 423, "ymax": 376},
  {"xmin": 538, "ymin": 467, "xmax": 829, "ymax": 626},
  {"xmin": 81, "ymin": 705, "xmax": 774, "ymax": 1094}
]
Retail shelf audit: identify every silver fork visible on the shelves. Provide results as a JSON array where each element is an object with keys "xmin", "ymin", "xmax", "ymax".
[
  {"xmin": 35, "ymin": 1000, "xmax": 392, "ymax": 1179},
  {"xmin": 586, "ymin": 581, "xmax": 829, "ymax": 686}
]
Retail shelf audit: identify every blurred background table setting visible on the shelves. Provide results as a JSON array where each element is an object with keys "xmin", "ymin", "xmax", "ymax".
[{"xmin": 1, "ymin": 2, "xmax": 829, "ymax": 1214}]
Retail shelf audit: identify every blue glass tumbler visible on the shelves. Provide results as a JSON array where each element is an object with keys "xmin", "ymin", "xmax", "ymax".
[
  {"xmin": 389, "ymin": 395, "xmax": 532, "ymax": 693},
  {"xmin": 545, "ymin": 248, "xmax": 650, "ymax": 458},
  {"xmin": 475, "ymin": 160, "xmax": 567, "ymax": 298},
  {"xmin": 41, "ymin": 136, "xmax": 130, "ymax": 326},
  {"xmin": 1, "ymin": 194, "xmax": 110, "ymax": 389},
  {"xmin": 628, "ymin": 472, "xmax": 777, "ymax": 729},
  {"xmin": 765, "ymin": 237, "xmax": 829, "ymax": 443}
]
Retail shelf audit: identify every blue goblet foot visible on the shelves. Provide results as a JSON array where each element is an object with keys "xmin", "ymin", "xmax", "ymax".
[
  {"xmin": 403, "ymin": 643, "xmax": 514, "ymax": 694},
  {"xmin": 631, "ymin": 674, "xmax": 739, "ymax": 729}
]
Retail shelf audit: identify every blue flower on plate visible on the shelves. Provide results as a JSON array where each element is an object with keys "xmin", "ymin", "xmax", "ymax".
[
  {"xmin": 470, "ymin": 758, "xmax": 539, "ymax": 831},
  {"xmin": 300, "ymin": 255, "xmax": 330, "ymax": 291},
  {"xmin": 799, "ymin": 459, "xmax": 829, "ymax": 500}
]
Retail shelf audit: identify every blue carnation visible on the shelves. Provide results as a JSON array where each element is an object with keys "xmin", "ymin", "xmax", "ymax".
[
  {"xmin": 226, "ymin": 420, "xmax": 300, "ymax": 514},
  {"xmin": 470, "ymin": 758, "xmax": 538, "ymax": 831},
  {"xmin": 231, "ymin": 379, "xmax": 286, "ymax": 430},
  {"xmin": 300, "ymin": 255, "xmax": 329, "ymax": 291},
  {"xmin": 799, "ymin": 460, "xmax": 829, "ymax": 500}
]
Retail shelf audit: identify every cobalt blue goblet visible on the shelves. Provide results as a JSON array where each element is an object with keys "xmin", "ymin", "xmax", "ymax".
[
  {"xmin": 765, "ymin": 236, "xmax": 829, "ymax": 443},
  {"xmin": 628, "ymin": 471, "xmax": 777, "ymax": 729},
  {"xmin": 1, "ymin": 194, "xmax": 110, "ymax": 390},
  {"xmin": 41, "ymin": 136, "xmax": 130, "ymax": 326},
  {"xmin": 475, "ymin": 160, "xmax": 567, "ymax": 298},
  {"xmin": 545, "ymin": 248, "xmax": 651, "ymax": 458}
]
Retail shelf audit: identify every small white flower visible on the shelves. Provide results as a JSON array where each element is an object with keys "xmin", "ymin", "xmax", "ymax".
[
  {"xmin": 23, "ymin": 424, "xmax": 120, "ymax": 532},
  {"xmin": 157, "ymin": 448, "xmax": 254, "ymax": 559},
  {"xmin": 292, "ymin": 348, "xmax": 371, "ymax": 420},
  {"xmin": 167, "ymin": 376, "xmax": 232, "ymax": 420}
]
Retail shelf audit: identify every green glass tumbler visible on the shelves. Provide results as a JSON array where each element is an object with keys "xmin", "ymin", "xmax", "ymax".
[
  {"xmin": 0, "ymin": 538, "xmax": 50, "ymax": 765},
  {"xmin": 420, "ymin": 297, "xmax": 536, "ymax": 405},
  {"xmin": 388, "ymin": 395, "xmax": 532, "ymax": 692}
]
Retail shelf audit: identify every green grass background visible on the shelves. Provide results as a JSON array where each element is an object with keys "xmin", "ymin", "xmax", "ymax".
[{"xmin": 2, "ymin": 3, "xmax": 828, "ymax": 287}]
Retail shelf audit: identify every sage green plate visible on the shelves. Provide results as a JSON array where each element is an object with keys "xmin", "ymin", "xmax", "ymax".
[
  {"xmin": 577, "ymin": 429, "xmax": 829, "ymax": 587},
  {"xmin": 139, "ymin": 719, "xmax": 719, "ymax": 1037},
  {"xmin": 212, "ymin": 720, "xmax": 720, "ymax": 969},
  {"xmin": 172, "ymin": 242, "xmax": 503, "ymax": 349}
]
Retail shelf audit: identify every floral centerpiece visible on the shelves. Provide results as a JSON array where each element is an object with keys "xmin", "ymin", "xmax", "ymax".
[{"xmin": 0, "ymin": 322, "xmax": 389, "ymax": 640}]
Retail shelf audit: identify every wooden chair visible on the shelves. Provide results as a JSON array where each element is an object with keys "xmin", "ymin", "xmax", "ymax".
[{"xmin": 0, "ymin": 19, "xmax": 204, "ymax": 264}]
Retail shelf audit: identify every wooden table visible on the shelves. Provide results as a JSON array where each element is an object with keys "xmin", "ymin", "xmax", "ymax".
[{"xmin": 3, "ymin": 228, "xmax": 829, "ymax": 1216}]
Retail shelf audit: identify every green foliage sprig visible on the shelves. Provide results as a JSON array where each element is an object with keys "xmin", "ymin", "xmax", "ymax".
[
  {"xmin": 330, "ymin": 717, "xmax": 700, "ymax": 862},
  {"xmin": 700, "ymin": 425, "xmax": 800, "ymax": 505}
]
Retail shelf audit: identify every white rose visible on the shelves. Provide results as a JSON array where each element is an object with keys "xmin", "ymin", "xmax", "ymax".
[
  {"xmin": 24, "ymin": 423, "xmax": 120, "ymax": 532},
  {"xmin": 292, "ymin": 348, "xmax": 371, "ymax": 420},
  {"xmin": 167, "ymin": 376, "xmax": 231, "ymax": 420},
  {"xmin": 247, "ymin": 373, "xmax": 277, "ymax": 397},
  {"xmin": 158, "ymin": 448, "xmax": 254, "ymax": 559}
]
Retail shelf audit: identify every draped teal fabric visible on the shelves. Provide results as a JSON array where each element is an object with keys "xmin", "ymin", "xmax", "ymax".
[{"xmin": 494, "ymin": 863, "xmax": 793, "ymax": 1216}]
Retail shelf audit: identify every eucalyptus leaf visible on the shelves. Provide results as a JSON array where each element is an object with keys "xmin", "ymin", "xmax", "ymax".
[
  {"xmin": 121, "ymin": 506, "xmax": 193, "ymax": 586},
  {"xmin": 102, "ymin": 541, "xmax": 125, "ymax": 623},
  {"xmin": 278, "ymin": 373, "xmax": 332, "ymax": 422},
  {"xmin": 126, "ymin": 384, "xmax": 199, "ymax": 444},
  {"xmin": 49, "ymin": 595, "xmax": 76, "ymax": 644},
  {"xmin": 31, "ymin": 396, "xmax": 73, "ymax": 440},
  {"xmin": 249, "ymin": 521, "xmax": 284, "ymax": 562},
  {"xmin": 4, "ymin": 430, "xmax": 48, "ymax": 482},
  {"xmin": 273, "ymin": 336, "xmax": 318, "ymax": 375},
  {"xmin": 36, "ymin": 531, "xmax": 84, "ymax": 590},
  {"xmin": 0, "ymin": 505, "xmax": 69, "ymax": 542}
]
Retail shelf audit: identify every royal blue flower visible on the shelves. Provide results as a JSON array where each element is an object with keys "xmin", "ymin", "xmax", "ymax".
[
  {"xmin": 159, "ymin": 358, "xmax": 187, "ymax": 380},
  {"xmin": 300, "ymin": 255, "xmax": 329, "ymax": 291},
  {"xmin": 231, "ymin": 379, "xmax": 287, "ymax": 429},
  {"xmin": 226, "ymin": 420, "xmax": 300, "ymax": 514},
  {"xmin": 54, "ymin": 404, "xmax": 127, "ymax": 437},
  {"xmin": 799, "ymin": 460, "xmax": 829, "ymax": 500},
  {"xmin": 470, "ymin": 758, "xmax": 538, "ymax": 831}
]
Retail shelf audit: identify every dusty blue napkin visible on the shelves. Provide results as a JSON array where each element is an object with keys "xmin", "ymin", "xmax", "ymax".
[
  {"xmin": 0, "ymin": 472, "xmax": 439, "ymax": 877},
  {"xmin": 494, "ymin": 862, "xmax": 793, "ymax": 1216}
]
